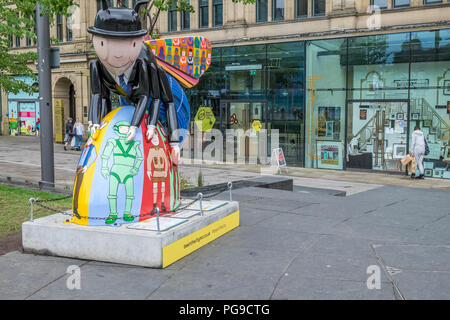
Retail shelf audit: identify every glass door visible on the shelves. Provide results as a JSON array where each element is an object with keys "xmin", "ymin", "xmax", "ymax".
[
  {"xmin": 346, "ymin": 100, "xmax": 409, "ymax": 172},
  {"xmin": 222, "ymin": 100, "xmax": 266, "ymax": 163}
]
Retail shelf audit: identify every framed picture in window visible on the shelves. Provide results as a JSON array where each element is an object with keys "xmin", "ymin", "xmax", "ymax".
[
  {"xmin": 423, "ymin": 120, "xmax": 432, "ymax": 127},
  {"xmin": 411, "ymin": 113, "xmax": 419, "ymax": 120},
  {"xmin": 424, "ymin": 169, "xmax": 433, "ymax": 177},
  {"xmin": 396, "ymin": 113, "xmax": 404, "ymax": 120},
  {"xmin": 393, "ymin": 143, "xmax": 407, "ymax": 159},
  {"xmin": 444, "ymin": 80, "xmax": 450, "ymax": 95},
  {"xmin": 444, "ymin": 145, "xmax": 450, "ymax": 162},
  {"xmin": 360, "ymin": 109, "xmax": 367, "ymax": 120}
]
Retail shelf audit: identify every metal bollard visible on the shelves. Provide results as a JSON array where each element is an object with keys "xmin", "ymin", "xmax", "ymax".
[
  {"xmin": 228, "ymin": 182, "xmax": 233, "ymax": 202},
  {"xmin": 29, "ymin": 198, "xmax": 36, "ymax": 222},
  {"xmin": 155, "ymin": 207, "xmax": 161, "ymax": 234},
  {"xmin": 198, "ymin": 193, "xmax": 204, "ymax": 216}
]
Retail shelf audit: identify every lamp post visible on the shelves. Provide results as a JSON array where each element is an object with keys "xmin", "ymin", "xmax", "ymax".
[{"xmin": 36, "ymin": 2, "xmax": 55, "ymax": 190}]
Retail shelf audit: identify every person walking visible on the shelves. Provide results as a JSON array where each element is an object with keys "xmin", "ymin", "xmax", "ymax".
[
  {"xmin": 64, "ymin": 118, "xmax": 74, "ymax": 151},
  {"xmin": 411, "ymin": 125, "xmax": 426, "ymax": 179},
  {"xmin": 74, "ymin": 119, "xmax": 85, "ymax": 151}
]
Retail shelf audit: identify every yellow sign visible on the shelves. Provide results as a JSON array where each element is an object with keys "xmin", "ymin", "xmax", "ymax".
[
  {"xmin": 252, "ymin": 120, "xmax": 262, "ymax": 132},
  {"xmin": 194, "ymin": 106, "xmax": 216, "ymax": 132},
  {"xmin": 54, "ymin": 99, "xmax": 64, "ymax": 143},
  {"xmin": 162, "ymin": 210, "xmax": 240, "ymax": 268}
]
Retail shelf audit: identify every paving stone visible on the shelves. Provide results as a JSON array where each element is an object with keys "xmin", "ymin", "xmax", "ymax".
[
  {"xmin": 391, "ymin": 271, "xmax": 450, "ymax": 300},
  {"xmin": 27, "ymin": 262, "xmax": 174, "ymax": 300},
  {"xmin": 0, "ymin": 251, "xmax": 85, "ymax": 300}
]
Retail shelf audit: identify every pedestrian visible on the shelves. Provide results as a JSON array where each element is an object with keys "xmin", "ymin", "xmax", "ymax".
[
  {"xmin": 64, "ymin": 117, "xmax": 74, "ymax": 151},
  {"xmin": 411, "ymin": 125, "xmax": 426, "ymax": 179},
  {"xmin": 74, "ymin": 118, "xmax": 85, "ymax": 151}
]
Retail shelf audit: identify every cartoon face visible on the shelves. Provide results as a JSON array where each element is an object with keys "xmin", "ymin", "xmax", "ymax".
[
  {"xmin": 93, "ymin": 35, "xmax": 143, "ymax": 76},
  {"xmin": 114, "ymin": 120, "xmax": 131, "ymax": 138}
]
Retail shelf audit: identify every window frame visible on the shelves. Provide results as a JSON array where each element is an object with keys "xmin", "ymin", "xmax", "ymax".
[
  {"xmin": 393, "ymin": 0, "xmax": 410, "ymax": 8},
  {"xmin": 424, "ymin": 0, "xmax": 442, "ymax": 4},
  {"xmin": 199, "ymin": 0, "xmax": 209, "ymax": 28},
  {"xmin": 256, "ymin": 0, "xmax": 268, "ymax": 22},
  {"xmin": 312, "ymin": 0, "xmax": 326, "ymax": 17},
  {"xmin": 295, "ymin": 0, "xmax": 308, "ymax": 18},
  {"xmin": 56, "ymin": 14, "xmax": 64, "ymax": 42},
  {"xmin": 370, "ymin": 0, "xmax": 388, "ymax": 10},
  {"xmin": 213, "ymin": 0, "xmax": 223, "ymax": 27},
  {"xmin": 168, "ymin": 5, "xmax": 178, "ymax": 32},
  {"xmin": 272, "ymin": 0, "xmax": 285, "ymax": 21}
]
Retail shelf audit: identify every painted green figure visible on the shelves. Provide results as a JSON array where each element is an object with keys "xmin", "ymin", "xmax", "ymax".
[{"xmin": 101, "ymin": 121, "xmax": 143, "ymax": 224}]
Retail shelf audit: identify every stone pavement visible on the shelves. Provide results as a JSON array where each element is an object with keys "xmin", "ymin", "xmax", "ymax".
[
  {"xmin": 0, "ymin": 135, "xmax": 449, "ymax": 299},
  {"xmin": 1, "ymin": 185, "xmax": 449, "ymax": 299}
]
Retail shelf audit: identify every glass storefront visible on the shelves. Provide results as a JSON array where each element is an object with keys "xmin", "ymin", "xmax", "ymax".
[
  {"xmin": 189, "ymin": 28, "xmax": 450, "ymax": 179},
  {"xmin": 7, "ymin": 76, "xmax": 40, "ymax": 136},
  {"xmin": 187, "ymin": 41, "xmax": 305, "ymax": 166}
]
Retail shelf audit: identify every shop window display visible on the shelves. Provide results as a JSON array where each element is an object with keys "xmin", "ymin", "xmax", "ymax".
[
  {"xmin": 305, "ymin": 39, "xmax": 347, "ymax": 169},
  {"xmin": 409, "ymin": 29, "xmax": 450, "ymax": 179}
]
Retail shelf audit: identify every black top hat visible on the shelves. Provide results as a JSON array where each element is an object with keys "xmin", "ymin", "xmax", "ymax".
[{"xmin": 88, "ymin": 0, "xmax": 149, "ymax": 38}]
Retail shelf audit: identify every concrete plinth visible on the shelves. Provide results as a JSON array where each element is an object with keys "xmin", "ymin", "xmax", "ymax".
[{"xmin": 22, "ymin": 201, "xmax": 239, "ymax": 268}]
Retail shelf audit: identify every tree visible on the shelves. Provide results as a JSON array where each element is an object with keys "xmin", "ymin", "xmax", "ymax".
[{"xmin": 0, "ymin": 0, "xmax": 76, "ymax": 95}]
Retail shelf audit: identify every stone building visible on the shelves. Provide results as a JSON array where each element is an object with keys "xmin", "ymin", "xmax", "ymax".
[{"xmin": 1, "ymin": 0, "xmax": 450, "ymax": 178}]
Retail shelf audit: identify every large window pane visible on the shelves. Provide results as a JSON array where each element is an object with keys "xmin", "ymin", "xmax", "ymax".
[
  {"xmin": 268, "ymin": 42, "xmax": 305, "ymax": 166},
  {"xmin": 272, "ymin": 0, "xmax": 284, "ymax": 21},
  {"xmin": 182, "ymin": 11, "xmax": 190, "ymax": 30},
  {"xmin": 56, "ymin": 14, "xmax": 63, "ymax": 42},
  {"xmin": 199, "ymin": 0, "xmax": 209, "ymax": 28},
  {"xmin": 410, "ymin": 29, "xmax": 450, "ymax": 179},
  {"xmin": 296, "ymin": 0, "xmax": 308, "ymax": 17},
  {"xmin": 347, "ymin": 33, "xmax": 410, "ymax": 101},
  {"xmin": 256, "ymin": 0, "xmax": 268, "ymax": 22},
  {"xmin": 393, "ymin": 0, "xmax": 409, "ymax": 8},
  {"xmin": 370, "ymin": 0, "xmax": 388, "ymax": 9},
  {"xmin": 168, "ymin": 6, "xmax": 177, "ymax": 32},
  {"xmin": 213, "ymin": 0, "xmax": 223, "ymax": 27},
  {"xmin": 306, "ymin": 39, "xmax": 347, "ymax": 169},
  {"xmin": 313, "ymin": 0, "xmax": 325, "ymax": 16}
]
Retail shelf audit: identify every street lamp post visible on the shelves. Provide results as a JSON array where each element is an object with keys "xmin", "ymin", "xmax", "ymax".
[{"xmin": 36, "ymin": 2, "xmax": 55, "ymax": 190}]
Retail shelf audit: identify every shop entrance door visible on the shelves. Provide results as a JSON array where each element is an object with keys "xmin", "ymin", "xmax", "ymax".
[
  {"xmin": 18, "ymin": 101, "xmax": 38, "ymax": 136},
  {"xmin": 346, "ymin": 100, "xmax": 409, "ymax": 172},
  {"xmin": 220, "ymin": 100, "xmax": 266, "ymax": 163}
]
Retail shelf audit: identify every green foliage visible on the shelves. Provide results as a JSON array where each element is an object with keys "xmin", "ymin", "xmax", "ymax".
[
  {"xmin": 0, "ymin": 184, "xmax": 72, "ymax": 238},
  {"xmin": 0, "ymin": 0, "xmax": 76, "ymax": 94}
]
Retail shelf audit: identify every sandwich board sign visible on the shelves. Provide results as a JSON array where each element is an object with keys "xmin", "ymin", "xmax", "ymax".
[{"xmin": 271, "ymin": 148, "xmax": 287, "ymax": 174}]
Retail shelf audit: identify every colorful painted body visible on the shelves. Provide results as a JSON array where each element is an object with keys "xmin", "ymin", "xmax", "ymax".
[{"xmin": 71, "ymin": 106, "xmax": 180, "ymax": 226}]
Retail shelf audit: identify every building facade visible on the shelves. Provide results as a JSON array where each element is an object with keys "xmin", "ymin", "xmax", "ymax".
[
  {"xmin": 154, "ymin": 0, "xmax": 450, "ymax": 179},
  {"xmin": 1, "ymin": 0, "xmax": 449, "ymax": 178}
]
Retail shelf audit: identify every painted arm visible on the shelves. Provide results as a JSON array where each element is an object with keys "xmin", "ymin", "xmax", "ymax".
[
  {"xmin": 146, "ymin": 53, "xmax": 162, "ymax": 140},
  {"xmin": 89, "ymin": 60, "xmax": 103, "ymax": 137},
  {"xmin": 101, "ymin": 139, "xmax": 115, "ymax": 179},
  {"xmin": 131, "ymin": 142, "xmax": 143, "ymax": 176},
  {"xmin": 158, "ymin": 66, "xmax": 179, "ymax": 144}
]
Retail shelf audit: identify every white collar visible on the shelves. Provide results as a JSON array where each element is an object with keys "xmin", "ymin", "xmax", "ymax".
[{"xmin": 107, "ymin": 61, "xmax": 136, "ymax": 85}]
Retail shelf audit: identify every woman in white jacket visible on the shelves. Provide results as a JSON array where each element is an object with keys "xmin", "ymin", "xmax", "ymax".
[{"xmin": 411, "ymin": 126, "xmax": 426, "ymax": 179}]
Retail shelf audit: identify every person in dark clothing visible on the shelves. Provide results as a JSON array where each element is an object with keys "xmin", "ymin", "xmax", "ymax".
[{"xmin": 64, "ymin": 118, "xmax": 74, "ymax": 151}]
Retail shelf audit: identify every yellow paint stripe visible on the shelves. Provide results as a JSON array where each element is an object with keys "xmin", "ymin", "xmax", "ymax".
[
  {"xmin": 162, "ymin": 211, "xmax": 240, "ymax": 268},
  {"xmin": 71, "ymin": 107, "xmax": 122, "ymax": 225}
]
